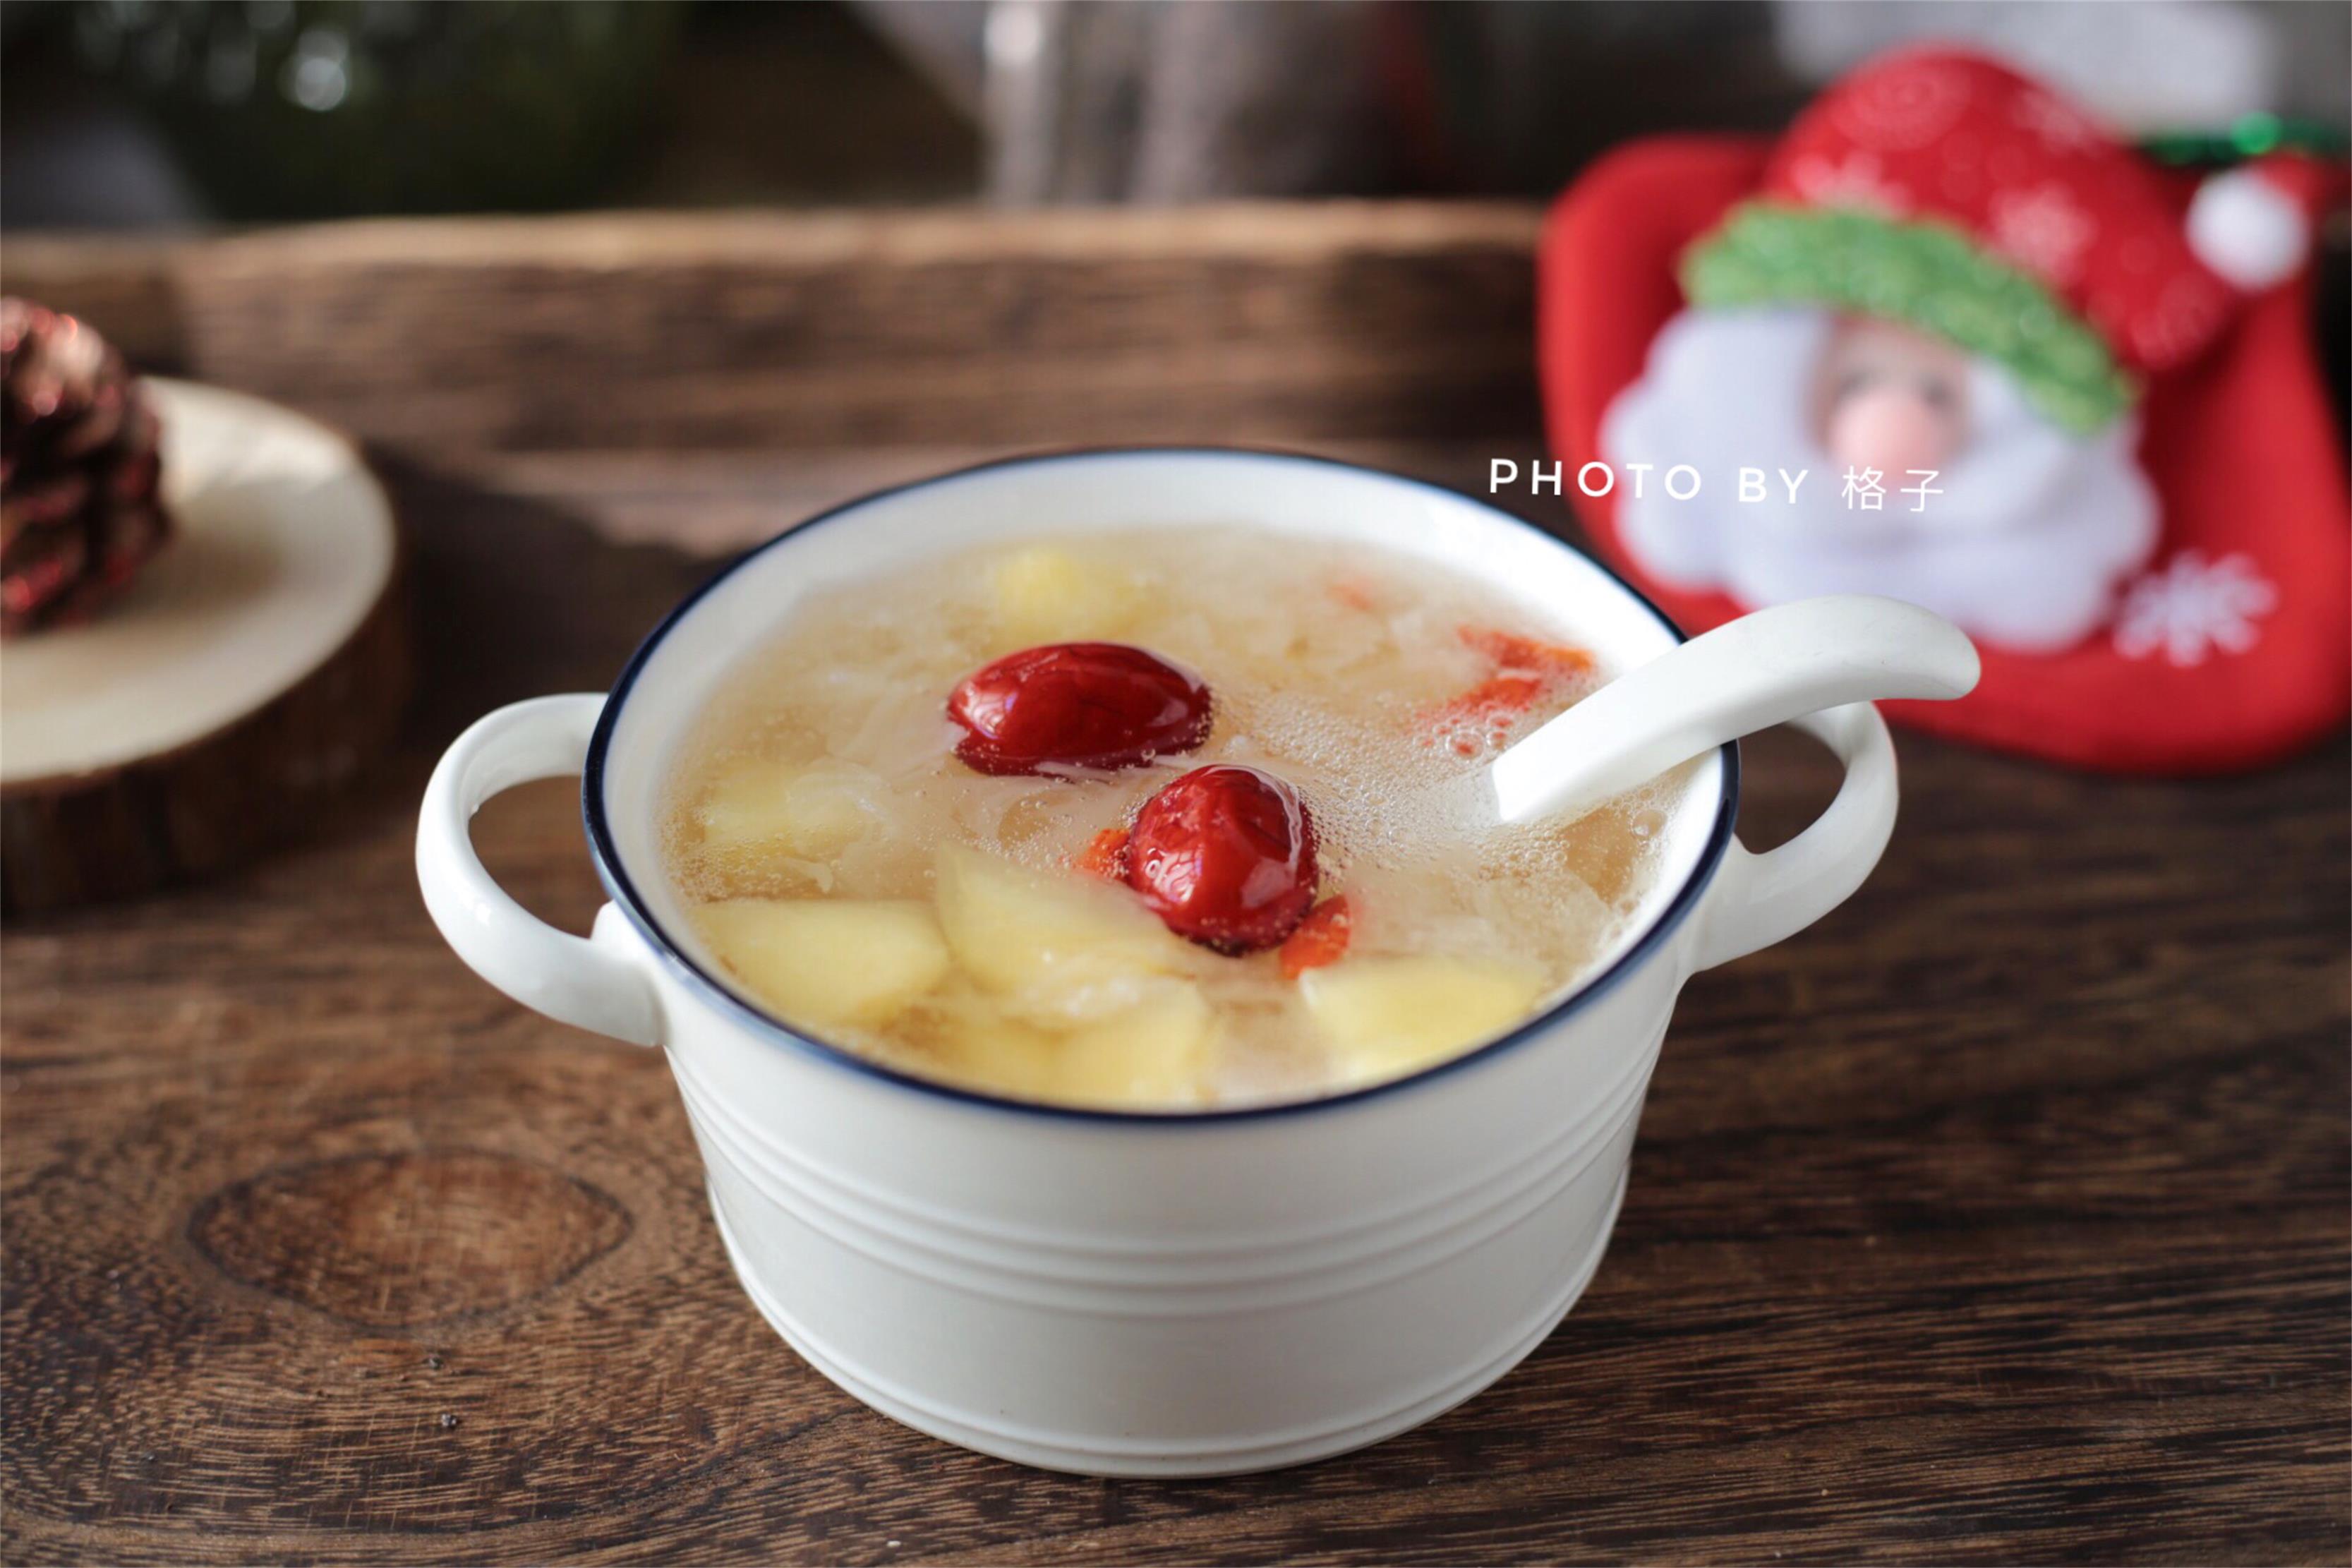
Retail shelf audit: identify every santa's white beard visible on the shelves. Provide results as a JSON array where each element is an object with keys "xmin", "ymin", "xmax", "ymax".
[{"xmin": 1599, "ymin": 307, "xmax": 2159, "ymax": 653}]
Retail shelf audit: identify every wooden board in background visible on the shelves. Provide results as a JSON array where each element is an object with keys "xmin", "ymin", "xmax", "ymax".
[{"xmin": 4, "ymin": 205, "xmax": 1545, "ymax": 454}]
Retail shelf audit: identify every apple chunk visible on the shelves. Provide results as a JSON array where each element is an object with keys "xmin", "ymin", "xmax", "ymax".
[
  {"xmin": 696, "ymin": 757, "xmax": 888, "ymax": 857},
  {"xmin": 987, "ymin": 545, "xmax": 1140, "ymax": 649},
  {"xmin": 695, "ymin": 898, "xmax": 950, "ymax": 1032},
  {"xmin": 1298, "ymin": 956, "xmax": 1545, "ymax": 1087},
  {"xmin": 927, "ymin": 1008, "xmax": 1063, "ymax": 1101},
  {"xmin": 934, "ymin": 843, "xmax": 1193, "ymax": 1022},
  {"xmin": 930, "ymin": 979, "xmax": 1217, "ymax": 1109},
  {"xmin": 1058, "ymin": 981, "xmax": 1217, "ymax": 1108}
]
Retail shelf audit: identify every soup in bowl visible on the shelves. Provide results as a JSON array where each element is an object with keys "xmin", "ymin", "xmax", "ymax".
[
  {"xmin": 419, "ymin": 450, "xmax": 1903, "ymax": 1476},
  {"xmin": 659, "ymin": 525, "xmax": 1700, "ymax": 1111}
]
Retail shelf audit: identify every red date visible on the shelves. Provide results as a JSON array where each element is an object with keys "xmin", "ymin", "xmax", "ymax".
[
  {"xmin": 948, "ymin": 643, "xmax": 1212, "ymax": 776},
  {"xmin": 1127, "ymin": 764, "xmax": 1318, "ymax": 953}
]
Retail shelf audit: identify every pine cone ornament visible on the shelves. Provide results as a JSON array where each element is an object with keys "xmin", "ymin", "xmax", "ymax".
[{"xmin": 1, "ymin": 300, "xmax": 172, "ymax": 637}]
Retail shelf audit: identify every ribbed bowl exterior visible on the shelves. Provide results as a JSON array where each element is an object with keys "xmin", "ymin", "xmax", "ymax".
[{"xmin": 645, "ymin": 931, "xmax": 1691, "ymax": 1477}]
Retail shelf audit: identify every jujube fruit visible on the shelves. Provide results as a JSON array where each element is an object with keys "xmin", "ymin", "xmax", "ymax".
[
  {"xmin": 948, "ymin": 642, "xmax": 1212, "ymax": 776},
  {"xmin": 1126, "ymin": 764, "xmax": 1317, "ymax": 953}
]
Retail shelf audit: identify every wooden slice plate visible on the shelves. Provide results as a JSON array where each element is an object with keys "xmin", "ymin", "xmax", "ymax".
[{"xmin": 1, "ymin": 380, "xmax": 409, "ymax": 915}]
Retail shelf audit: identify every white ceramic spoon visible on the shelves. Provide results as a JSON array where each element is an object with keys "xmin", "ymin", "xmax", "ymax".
[{"xmin": 1449, "ymin": 594, "xmax": 1982, "ymax": 827}]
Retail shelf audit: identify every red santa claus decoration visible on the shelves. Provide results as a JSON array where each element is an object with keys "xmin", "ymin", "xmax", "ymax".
[{"xmin": 1543, "ymin": 47, "xmax": 2348, "ymax": 772}]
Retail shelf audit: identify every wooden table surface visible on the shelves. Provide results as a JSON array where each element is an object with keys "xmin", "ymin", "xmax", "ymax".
[{"xmin": 5, "ymin": 207, "xmax": 2347, "ymax": 1564}]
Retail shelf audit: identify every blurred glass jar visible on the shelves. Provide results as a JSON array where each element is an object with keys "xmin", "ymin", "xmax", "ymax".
[{"xmin": 73, "ymin": 0, "xmax": 680, "ymax": 220}]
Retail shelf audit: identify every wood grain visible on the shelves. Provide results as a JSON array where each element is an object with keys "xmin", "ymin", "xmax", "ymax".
[
  {"xmin": 0, "ymin": 555, "xmax": 409, "ymax": 915},
  {"xmin": 3, "ymin": 205, "xmax": 1544, "ymax": 453},
  {"xmin": 2, "ymin": 207, "xmax": 2346, "ymax": 1564}
]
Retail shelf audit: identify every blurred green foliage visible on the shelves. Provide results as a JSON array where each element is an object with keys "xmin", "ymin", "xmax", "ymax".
[{"xmin": 73, "ymin": 0, "xmax": 680, "ymax": 219}]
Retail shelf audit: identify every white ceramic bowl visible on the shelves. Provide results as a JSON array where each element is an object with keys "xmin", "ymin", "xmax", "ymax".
[{"xmin": 418, "ymin": 451, "xmax": 1901, "ymax": 1477}]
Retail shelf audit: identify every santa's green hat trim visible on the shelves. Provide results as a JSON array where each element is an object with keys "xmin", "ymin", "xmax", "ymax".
[{"xmin": 1682, "ymin": 203, "xmax": 2137, "ymax": 435}]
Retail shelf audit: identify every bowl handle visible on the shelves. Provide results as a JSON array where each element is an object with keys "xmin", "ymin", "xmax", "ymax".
[
  {"xmin": 1691, "ymin": 701, "xmax": 1897, "ymax": 973},
  {"xmin": 416, "ymin": 694, "xmax": 662, "ymax": 1047}
]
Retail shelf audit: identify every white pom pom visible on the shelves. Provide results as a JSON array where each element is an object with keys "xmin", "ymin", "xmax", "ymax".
[{"xmin": 2188, "ymin": 167, "xmax": 2310, "ymax": 290}]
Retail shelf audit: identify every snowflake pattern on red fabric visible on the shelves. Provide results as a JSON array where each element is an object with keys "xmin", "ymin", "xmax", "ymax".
[
  {"xmin": 1787, "ymin": 150, "xmax": 1912, "ymax": 215},
  {"xmin": 1988, "ymin": 181, "xmax": 2097, "ymax": 283},
  {"xmin": 2112, "ymin": 551, "xmax": 2278, "ymax": 666},
  {"xmin": 2010, "ymin": 88, "xmax": 2102, "ymax": 152},
  {"xmin": 1832, "ymin": 58, "xmax": 1974, "ymax": 150}
]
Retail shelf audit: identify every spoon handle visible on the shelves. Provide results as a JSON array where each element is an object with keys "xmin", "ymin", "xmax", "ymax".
[{"xmin": 1487, "ymin": 596, "xmax": 1980, "ymax": 825}]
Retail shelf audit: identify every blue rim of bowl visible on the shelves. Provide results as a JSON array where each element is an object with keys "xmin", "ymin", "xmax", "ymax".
[{"xmin": 583, "ymin": 446, "xmax": 1740, "ymax": 1125}]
